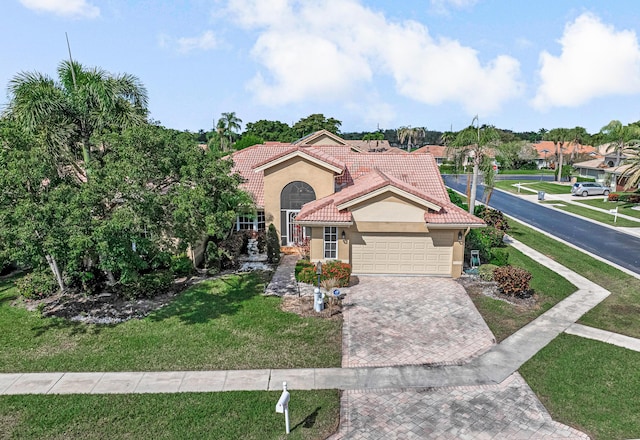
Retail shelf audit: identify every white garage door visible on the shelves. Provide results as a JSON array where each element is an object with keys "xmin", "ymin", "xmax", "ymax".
[{"xmin": 351, "ymin": 233, "xmax": 452, "ymax": 275}]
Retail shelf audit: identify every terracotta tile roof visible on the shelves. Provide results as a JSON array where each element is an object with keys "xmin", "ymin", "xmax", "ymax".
[
  {"xmin": 424, "ymin": 203, "xmax": 485, "ymax": 225},
  {"xmin": 296, "ymin": 197, "xmax": 352, "ymax": 223},
  {"xmin": 251, "ymin": 145, "xmax": 347, "ymax": 172},
  {"xmin": 532, "ymin": 141, "xmax": 600, "ymax": 159},
  {"xmin": 231, "ymin": 134, "xmax": 483, "ymax": 226},
  {"xmin": 412, "ymin": 145, "xmax": 448, "ymax": 158}
]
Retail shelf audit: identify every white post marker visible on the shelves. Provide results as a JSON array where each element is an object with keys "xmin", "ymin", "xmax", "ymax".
[
  {"xmin": 275, "ymin": 381, "xmax": 291, "ymax": 434},
  {"xmin": 610, "ymin": 207, "xmax": 618, "ymax": 223}
]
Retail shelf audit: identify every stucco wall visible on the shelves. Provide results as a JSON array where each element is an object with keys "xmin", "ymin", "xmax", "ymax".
[{"xmin": 262, "ymin": 157, "xmax": 335, "ymax": 238}]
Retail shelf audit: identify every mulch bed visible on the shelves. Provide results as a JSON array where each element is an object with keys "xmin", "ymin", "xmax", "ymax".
[
  {"xmin": 457, "ymin": 275, "xmax": 540, "ymax": 310},
  {"xmin": 280, "ymin": 295, "xmax": 344, "ymax": 320}
]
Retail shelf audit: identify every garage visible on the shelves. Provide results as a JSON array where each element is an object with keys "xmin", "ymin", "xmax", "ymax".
[{"xmin": 351, "ymin": 232, "xmax": 453, "ymax": 275}]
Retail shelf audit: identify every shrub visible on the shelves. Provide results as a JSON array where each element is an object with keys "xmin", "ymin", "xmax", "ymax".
[
  {"xmin": 608, "ymin": 193, "xmax": 620, "ymax": 202},
  {"xmin": 295, "ymin": 259, "xmax": 314, "ymax": 278},
  {"xmin": 205, "ymin": 241, "xmax": 220, "ymax": 272},
  {"xmin": 493, "ymin": 265, "xmax": 532, "ymax": 297},
  {"xmin": 489, "ymin": 249, "xmax": 510, "ymax": 266},
  {"xmin": 478, "ymin": 264, "xmax": 498, "ymax": 281},
  {"xmin": 323, "ymin": 261, "xmax": 351, "ymax": 287},
  {"xmin": 477, "ymin": 207, "xmax": 510, "ymax": 232},
  {"xmin": 296, "ymin": 260, "xmax": 351, "ymax": 287},
  {"xmin": 15, "ymin": 270, "xmax": 59, "ymax": 299},
  {"xmin": 266, "ymin": 224, "xmax": 281, "ymax": 264},
  {"xmin": 255, "ymin": 230, "xmax": 267, "ymax": 253},
  {"xmin": 219, "ymin": 231, "xmax": 245, "ymax": 269},
  {"xmin": 120, "ymin": 270, "xmax": 173, "ymax": 299},
  {"xmin": 170, "ymin": 255, "xmax": 193, "ymax": 277},
  {"xmin": 447, "ymin": 188, "xmax": 465, "ymax": 209}
]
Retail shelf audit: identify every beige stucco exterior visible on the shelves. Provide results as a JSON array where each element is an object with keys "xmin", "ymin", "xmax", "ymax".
[{"xmin": 262, "ymin": 156, "xmax": 335, "ymax": 239}]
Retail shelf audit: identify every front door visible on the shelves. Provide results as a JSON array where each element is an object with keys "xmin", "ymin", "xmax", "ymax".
[{"xmin": 283, "ymin": 210, "xmax": 306, "ymax": 246}]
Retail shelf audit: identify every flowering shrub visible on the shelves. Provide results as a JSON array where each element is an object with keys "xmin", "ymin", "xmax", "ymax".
[
  {"xmin": 15, "ymin": 270, "xmax": 59, "ymax": 299},
  {"xmin": 493, "ymin": 265, "xmax": 532, "ymax": 297},
  {"xmin": 296, "ymin": 260, "xmax": 351, "ymax": 287},
  {"xmin": 478, "ymin": 264, "xmax": 498, "ymax": 281}
]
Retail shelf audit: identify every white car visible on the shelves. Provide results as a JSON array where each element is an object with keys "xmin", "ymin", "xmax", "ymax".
[{"xmin": 571, "ymin": 182, "xmax": 610, "ymax": 197}]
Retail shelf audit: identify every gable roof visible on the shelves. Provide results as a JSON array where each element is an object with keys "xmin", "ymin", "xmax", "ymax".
[
  {"xmin": 252, "ymin": 145, "xmax": 346, "ymax": 173},
  {"xmin": 293, "ymin": 129, "xmax": 348, "ymax": 146}
]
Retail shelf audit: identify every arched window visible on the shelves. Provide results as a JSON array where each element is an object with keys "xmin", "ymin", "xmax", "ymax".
[{"xmin": 280, "ymin": 181, "xmax": 316, "ymax": 209}]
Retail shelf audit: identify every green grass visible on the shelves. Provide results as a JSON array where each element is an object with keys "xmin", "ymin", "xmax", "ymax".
[
  {"xmin": 0, "ymin": 390, "xmax": 339, "ymax": 440},
  {"xmin": 500, "ymin": 169, "xmax": 555, "ymax": 175},
  {"xmin": 507, "ymin": 220, "xmax": 640, "ymax": 338},
  {"xmin": 574, "ymin": 198, "xmax": 640, "ymax": 219},
  {"xmin": 539, "ymin": 202, "xmax": 640, "ymax": 227},
  {"xmin": 0, "ymin": 273, "xmax": 342, "ymax": 372},
  {"xmin": 467, "ymin": 247, "xmax": 576, "ymax": 342},
  {"xmin": 494, "ymin": 180, "xmax": 571, "ymax": 195},
  {"xmin": 520, "ymin": 334, "xmax": 640, "ymax": 440}
]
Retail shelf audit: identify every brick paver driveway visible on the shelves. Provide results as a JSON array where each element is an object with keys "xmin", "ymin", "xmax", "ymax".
[
  {"xmin": 341, "ymin": 276, "xmax": 495, "ymax": 368},
  {"xmin": 330, "ymin": 276, "xmax": 589, "ymax": 439}
]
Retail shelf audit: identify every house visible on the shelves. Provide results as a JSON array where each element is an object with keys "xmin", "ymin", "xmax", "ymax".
[
  {"xmin": 231, "ymin": 131, "xmax": 485, "ymax": 277},
  {"xmin": 411, "ymin": 145, "xmax": 449, "ymax": 165},
  {"xmin": 573, "ymin": 152, "xmax": 631, "ymax": 190},
  {"xmin": 531, "ymin": 141, "xmax": 600, "ymax": 169}
]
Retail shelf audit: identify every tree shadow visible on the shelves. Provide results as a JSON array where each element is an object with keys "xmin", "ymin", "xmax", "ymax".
[
  {"xmin": 292, "ymin": 406, "xmax": 321, "ymax": 432},
  {"xmin": 147, "ymin": 273, "xmax": 263, "ymax": 325},
  {"xmin": 31, "ymin": 318, "xmax": 106, "ymax": 337}
]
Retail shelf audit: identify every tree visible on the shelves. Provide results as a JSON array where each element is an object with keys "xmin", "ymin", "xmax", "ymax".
[
  {"xmin": 397, "ymin": 126, "xmax": 426, "ymax": 152},
  {"xmin": 292, "ymin": 114, "xmax": 341, "ymax": 138},
  {"xmin": 234, "ymin": 134, "xmax": 264, "ymax": 150},
  {"xmin": 244, "ymin": 119, "xmax": 295, "ymax": 142},
  {"xmin": 212, "ymin": 111, "xmax": 243, "ymax": 152},
  {"xmin": 449, "ymin": 117, "xmax": 501, "ymax": 213},
  {"xmin": 621, "ymin": 144, "xmax": 640, "ymax": 190},
  {"xmin": 495, "ymin": 140, "xmax": 537, "ymax": 170},
  {"xmin": 598, "ymin": 120, "xmax": 640, "ymax": 167},
  {"xmin": 544, "ymin": 128, "xmax": 571, "ymax": 182},
  {"xmin": 5, "ymin": 60, "xmax": 148, "ymax": 179}
]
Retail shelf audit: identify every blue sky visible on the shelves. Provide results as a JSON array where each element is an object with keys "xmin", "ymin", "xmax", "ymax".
[{"xmin": 3, "ymin": 0, "xmax": 640, "ymax": 135}]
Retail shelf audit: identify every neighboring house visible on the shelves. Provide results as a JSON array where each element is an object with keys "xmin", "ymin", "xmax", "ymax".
[
  {"xmin": 231, "ymin": 131, "xmax": 484, "ymax": 277},
  {"xmin": 573, "ymin": 152, "xmax": 630, "ymax": 190},
  {"xmin": 411, "ymin": 145, "xmax": 449, "ymax": 165},
  {"xmin": 531, "ymin": 141, "xmax": 600, "ymax": 169}
]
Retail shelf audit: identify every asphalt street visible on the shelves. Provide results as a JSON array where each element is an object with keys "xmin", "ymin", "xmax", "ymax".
[{"xmin": 443, "ymin": 175, "xmax": 640, "ymax": 276}]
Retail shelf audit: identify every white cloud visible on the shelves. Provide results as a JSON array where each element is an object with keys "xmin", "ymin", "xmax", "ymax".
[
  {"xmin": 157, "ymin": 30, "xmax": 219, "ymax": 54},
  {"xmin": 430, "ymin": 0, "xmax": 478, "ymax": 15},
  {"xmin": 532, "ymin": 13, "xmax": 640, "ymax": 110},
  {"xmin": 177, "ymin": 31, "xmax": 219, "ymax": 53},
  {"xmin": 225, "ymin": 0, "xmax": 522, "ymax": 115},
  {"xmin": 20, "ymin": 0, "xmax": 99, "ymax": 18}
]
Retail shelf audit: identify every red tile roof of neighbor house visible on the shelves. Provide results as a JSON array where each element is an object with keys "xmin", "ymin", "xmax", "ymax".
[
  {"xmin": 231, "ymin": 137, "xmax": 483, "ymax": 226},
  {"xmin": 412, "ymin": 145, "xmax": 448, "ymax": 158},
  {"xmin": 531, "ymin": 141, "xmax": 600, "ymax": 159}
]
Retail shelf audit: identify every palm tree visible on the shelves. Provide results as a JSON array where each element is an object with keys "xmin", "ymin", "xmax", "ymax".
[
  {"xmin": 6, "ymin": 60, "xmax": 148, "ymax": 178},
  {"xmin": 544, "ymin": 128, "xmax": 571, "ymax": 182},
  {"xmin": 214, "ymin": 111, "xmax": 243, "ymax": 151},
  {"xmin": 448, "ymin": 116, "xmax": 500, "ymax": 214},
  {"xmin": 621, "ymin": 144, "xmax": 640, "ymax": 190},
  {"xmin": 397, "ymin": 126, "xmax": 426, "ymax": 152},
  {"xmin": 598, "ymin": 120, "xmax": 640, "ymax": 167}
]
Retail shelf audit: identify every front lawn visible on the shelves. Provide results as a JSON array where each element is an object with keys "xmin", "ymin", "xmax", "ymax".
[
  {"xmin": 467, "ymin": 247, "xmax": 576, "ymax": 342},
  {"xmin": 520, "ymin": 334, "xmax": 640, "ymax": 440},
  {"xmin": 507, "ymin": 220, "xmax": 640, "ymax": 338},
  {"xmin": 539, "ymin": 201, "xmax": 640, "ymax": 227},
  {"xmin": 494, "ymin": 180, "xmax": 571, "ymax": 195},
  {"xmin": 0, "ymin": 390, "xmax": 339, "ymax": 440},
  {"xmin": 0, "ymin": 273, "xmax": 342, "ymax": 372},
  {"xmin": 574, "ymin": 198, "xmax": 640, "ymax": 219}
]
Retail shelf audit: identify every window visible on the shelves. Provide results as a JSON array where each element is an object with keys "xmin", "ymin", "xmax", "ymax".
[
  {"xmin": 324, "ymin": 227, "xmax": 337, "ymax": 259},
  {"xmin": 236, "ymin": 210, "xmax": 266, "ymax": 231}
]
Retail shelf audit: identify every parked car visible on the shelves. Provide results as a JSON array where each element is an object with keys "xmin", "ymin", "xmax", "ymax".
[{"xmin": 571, "ymin": 182, "xmax": 610, "ymax": 197}]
